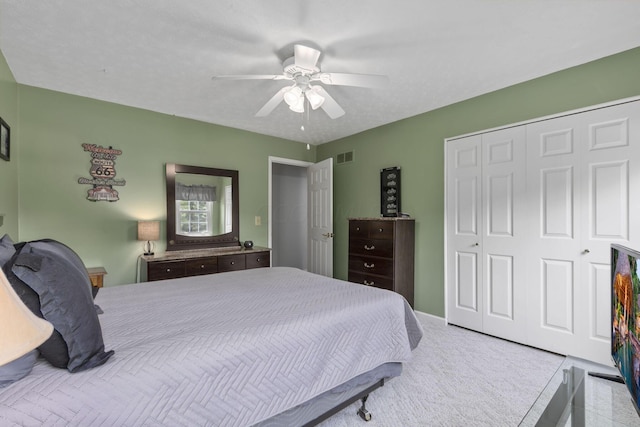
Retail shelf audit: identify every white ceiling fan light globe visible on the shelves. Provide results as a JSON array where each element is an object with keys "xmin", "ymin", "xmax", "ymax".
[
  {"xmin": 305, "ymin": 86, "xmax": 325, "ymax": 110},
  {"xmin": 289, "ymin": 94, "xmax": 305, "ymax": 113},
  {"xmin": 284, "ymin": 86, "xmax": 303, "ymax": 106}
]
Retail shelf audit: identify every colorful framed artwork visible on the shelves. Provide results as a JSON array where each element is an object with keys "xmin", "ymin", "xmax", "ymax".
[{"xmin": 0, "ymin": 118, "xmax": 9, "ymax": 161}]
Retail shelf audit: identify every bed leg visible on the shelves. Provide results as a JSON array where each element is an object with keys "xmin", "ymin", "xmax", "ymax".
[{"xmin": 357, "ymin": 394, "xmax": 372, "ymax": 422}]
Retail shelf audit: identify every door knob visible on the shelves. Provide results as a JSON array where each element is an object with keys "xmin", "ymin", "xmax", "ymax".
[
  {"xmin": 322, "ymin": 232, "xmax": 335, "ymax": 238},
  {"xmin": 583, "ymin": 249, "xmax": 590, "ymax": 254}
]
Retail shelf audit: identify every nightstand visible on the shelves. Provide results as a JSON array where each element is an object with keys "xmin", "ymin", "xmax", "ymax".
[{"xmin": 87, "ymin": 267, "xmax": 107, "ymax": 288}]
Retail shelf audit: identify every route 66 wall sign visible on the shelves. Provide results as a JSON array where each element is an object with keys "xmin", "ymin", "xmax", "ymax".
[{"xmin": 78, "ymin": 143, "xmax": 126, "ymax": 202}]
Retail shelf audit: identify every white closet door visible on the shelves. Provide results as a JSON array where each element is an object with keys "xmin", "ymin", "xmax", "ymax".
[
  {"xmin": 577, "ymin": 103, "xmax": 639, "ymax": 364},
  {"xmin": 446, "ymin": 135, "xmax": 483, "ymax": 330},
  {"xmin": 446, "ymin": 127, "xmax": 527, "ymax": 341},
  {"xmin": 526, "ymin": 101, "xmax": 639, "ymax": 365},
  {"xmin": 526, "ymin": 115, "xmax": 584, "ymax": 356},
  {"xmin": 481, "ymin": 127, "xmax": 528, "ymax": 341}
]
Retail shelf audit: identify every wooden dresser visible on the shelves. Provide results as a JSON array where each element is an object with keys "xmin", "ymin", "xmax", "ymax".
[
  {"xmin": 348, "ymin": 218, "xmax": 415, "ymax": 307},
  {"xmin": 140, "ymin": 246, "xmax": 271, "ymax": 282}
]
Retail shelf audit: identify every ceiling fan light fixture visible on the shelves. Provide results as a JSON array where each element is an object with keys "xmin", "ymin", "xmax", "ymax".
[
  {"xmin": 288, "ymin": 94, "xmax": 305, "ymax": 113},
  {"xmin": 305, "ymin": 86, "xmax": 325, "ymax": 110},
  {"xmin": 284, "ymin": 86, "xmax": 303, "ymax": 107}
]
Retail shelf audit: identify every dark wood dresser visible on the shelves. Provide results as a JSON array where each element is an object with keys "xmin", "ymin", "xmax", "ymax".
[
  {"xmin": 140, "ymin": 246, "xmax": 271, "ymax": 282},
  {"xmin": 348, "ymin": 218, "xmax": 415, "ymax": 307}
]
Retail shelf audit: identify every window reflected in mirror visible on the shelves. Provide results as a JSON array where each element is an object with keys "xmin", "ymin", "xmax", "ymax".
[{"xmin": 166, "ymin": 164, "xmax": 239, "ymax": 251}]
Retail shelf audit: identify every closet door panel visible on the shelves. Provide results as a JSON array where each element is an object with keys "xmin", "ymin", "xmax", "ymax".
[
  {"xmin": 447, "ymin": 135, "xmax": 483, "ymax": 329},
  {"xmin": 576, "ymin": 102, "xmax": 640, "ymax": 363},
  {"xmin": 481, "ymin": 127, "xmax": 527, "ymax": 341},
  {"xmin": 526, "ymin": 115, "xmax": 583, "ymax": 354}
]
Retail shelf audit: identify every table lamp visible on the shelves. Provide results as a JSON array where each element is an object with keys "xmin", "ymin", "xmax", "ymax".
[
  {"xmin": 0, "ymin": 268, "xmax": 53, "ymax": 371},
  {"xmin": 138, "ymin": 220, "xmax": 160, "ymax": 256}
]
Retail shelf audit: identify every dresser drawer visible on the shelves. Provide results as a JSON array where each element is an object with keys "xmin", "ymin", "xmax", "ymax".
[
  {"xmin": 349, "ymin": 238, "xmax": 393, "ymax": 257},
  {"xmin": 348, "ymin": 256, "xmax": 394, "ymax": 278},
  {"xmin": 349, "ymin": 220, "xmax": 370, "ymax": 239},
  {"xmin": 367, "ymin": 221, "xmax": 394, "ymax": 240},
  {"xmin": 246, "ymin": 251, "xmax": 270, "ymax": 269},
  {"xmin": 348, "ymin": 271, "xmax": 394, "ymax": 291},
  {"xmin": 218, "ymin": 254, "xmax": 246, "ymax": 272},
  {"xmin": 185, "ymin": 257, "xmax": 218, "ymax": 276},
  {"xmin": 148, "ymin": 260, "xmax": 186, "ymax": 281}
]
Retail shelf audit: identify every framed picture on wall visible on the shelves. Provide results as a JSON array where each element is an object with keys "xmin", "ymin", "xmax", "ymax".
[{"xmin": 0, "ymin": 117, "xmax": 9, "ymax": 161}]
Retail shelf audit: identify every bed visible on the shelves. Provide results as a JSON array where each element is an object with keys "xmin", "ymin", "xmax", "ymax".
[{"xmin": 0, "ymin": 265, "xmax": 422, "ymax": 426}]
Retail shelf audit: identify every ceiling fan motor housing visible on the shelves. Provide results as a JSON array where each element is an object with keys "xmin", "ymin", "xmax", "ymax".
[{"xmin": 283, "ymin": 56, "xmax": 319, "ymax": 77}]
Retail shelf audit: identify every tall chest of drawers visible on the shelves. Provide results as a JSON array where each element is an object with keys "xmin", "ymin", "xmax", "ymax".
[{"xmin": 348, "ymin": 218, "xmax": 415, "ymax": 307}]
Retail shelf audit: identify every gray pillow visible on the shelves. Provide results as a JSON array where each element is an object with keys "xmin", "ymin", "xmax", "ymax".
[
  {"xmin": 0, "ymin": 234, "xmax": 15, "ymax": 267},
  {"xmin": 0, "ymin": 350, "xmax": 37, "ymax": 388},
  {"xmin": 12, "ymin": 240, "xmax": 114, "ymax": 373}
]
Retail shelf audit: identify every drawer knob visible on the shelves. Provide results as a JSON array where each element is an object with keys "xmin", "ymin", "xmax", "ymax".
[
  {"xmin": 364, "ymin": 262, "xmax": 375, "ymax": 269},
  {"xmin": 364, "ymin": 244, "xmax": 375, "ymax": 251},
  {"xmin": 256, "ymin": 258, "xmax": 261, "ymax": 262},
  {"xmin": 378, "ymin": 228, "xmax": 383, "ymax": 232},
  {"xmin": 200, "ymin": 264, "xmax": 205, "ymax": 269},
  {"xmin": 230, "ymin": 261, "xmax": 235, "ymax": 265},
  {"xmin": 364, "ymin": 280, "xmax": 374, "ymax": 286},
  {"xmin": 166, "ymin": 268, "xmax": 171, "ymax": 272},
  {"xmin": 356, "ymin": 227, "xmax": 360, "ymax": 231}
]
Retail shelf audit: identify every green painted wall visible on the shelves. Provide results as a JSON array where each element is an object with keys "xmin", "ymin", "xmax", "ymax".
[
  {"xmin": 317, "ymin": 46, "xmax": 640, "ymax": 317},
  {"xmin": 0, "ymin": 50, "xmax": 19, "ymax": 239},
  {"xmin": 7, "ymin": 45, "xmax": 640, "ymax": 316},
  {"xmin": 16, "ymin": 86, "xmax": 314, "ymax": 286}
]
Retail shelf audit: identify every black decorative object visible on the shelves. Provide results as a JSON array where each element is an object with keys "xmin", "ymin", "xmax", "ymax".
[
  {"xmin": 243, "ymin": 240, "xmax": 254, "ymax": 249},
  {"xmin": 0, "ymin": 117, "xmax": 10, "ymax": 161},
  {"xmin": 380, "ymin": 167, "xmax": 401, "ymax": 217}
]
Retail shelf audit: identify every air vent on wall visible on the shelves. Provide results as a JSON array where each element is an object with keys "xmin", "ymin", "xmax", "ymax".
[{"xmin": 336, "ymin": 150, "xmax": 354, "ymax": 165}]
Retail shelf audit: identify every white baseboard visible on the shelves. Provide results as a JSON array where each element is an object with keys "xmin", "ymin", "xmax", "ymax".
[{"xmin": 413, "ymin": 310, "xmax": 446, "ymax": 325}]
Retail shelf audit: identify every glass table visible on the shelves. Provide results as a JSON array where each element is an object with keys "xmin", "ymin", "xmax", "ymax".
[{"xmin": 520, "ymin": 357, "xmax": 640, "ymax": 426}]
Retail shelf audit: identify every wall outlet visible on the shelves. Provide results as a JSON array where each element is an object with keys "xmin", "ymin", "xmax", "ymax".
[{"xmin": 255, "ymin": 216, "xmax": 261, "ymax": 226}]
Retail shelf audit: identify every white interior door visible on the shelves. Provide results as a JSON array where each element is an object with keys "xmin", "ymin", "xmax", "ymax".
[
  {"xmin": 447, "ymin": 98, "xmax": 640, "ymax": 365},
  {"xmin": 480, "ymin": 127, "xmax": 528, "ymax": 342},
  {"xmin": 526, "ymin": 101, "xmax": 639, "ymax": 365},
  {"xmin": 446, "ymin": 135, "xmax": 483, "ymax": 330},
  {"xmin": 308, "ymin": 158, "xmax": 333, "ymax": 277},
  {"xmin": 446, "ymin": 128, "xmax": 527, "ymax": 341}
]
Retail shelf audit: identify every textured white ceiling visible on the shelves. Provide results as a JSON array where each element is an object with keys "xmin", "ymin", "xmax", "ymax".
[{"xmin": 2, "ymin": 0, "xmax": 640, "ymax": 145}]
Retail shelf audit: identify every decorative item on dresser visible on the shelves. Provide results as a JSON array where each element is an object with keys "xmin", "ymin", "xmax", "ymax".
[
  {"xmin": 348, "ymin": 218, "xmax": 415, "ymax": 307},
  {"xmin": 140, "ymin": 247, "xmax": 271, "ymax": 282}
]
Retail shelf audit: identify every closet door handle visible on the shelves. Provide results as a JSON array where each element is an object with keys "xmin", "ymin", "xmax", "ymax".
[
  {"xmin": 583, "ymin": 249, "xmax": 590, "ymax": 254},
  {"xmin": 473, "ymin": 243, "xmax": 479, "ymax": 247}
]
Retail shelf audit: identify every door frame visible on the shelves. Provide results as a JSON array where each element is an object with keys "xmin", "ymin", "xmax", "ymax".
[{"xmin": 268, "ymin": 156, "xmax": 313, "ymax": 254}]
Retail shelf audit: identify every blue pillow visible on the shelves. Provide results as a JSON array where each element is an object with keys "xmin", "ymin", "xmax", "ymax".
[
  {"xmin": 0, "ymin": 350, "xmax": 38, "ymax": 388},
  {"xmin": 0, "ymin": 234, "xmax": 15, "ymax": 267},
  {"xmin": 12, "ymin": 240, "xmax": 114, "ymax": 373}
]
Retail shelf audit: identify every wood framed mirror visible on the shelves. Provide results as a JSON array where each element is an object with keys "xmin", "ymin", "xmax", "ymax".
[{"xmin": 166, "ymin": 163, "xmax": 239, "ymax": 251}]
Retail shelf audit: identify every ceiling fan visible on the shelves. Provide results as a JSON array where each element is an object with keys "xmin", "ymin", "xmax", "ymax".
[{"xmin": 213, "ymin": 44, "xmax": 389, "ymax": 119}]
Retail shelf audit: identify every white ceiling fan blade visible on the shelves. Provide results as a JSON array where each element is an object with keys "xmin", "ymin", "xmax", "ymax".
[
  {"xmin": 213, "ymin": 74, "xmax": 288, "ymax": 81},
  {"xmin": 255, "ymin": 86, "xmax": 290, "ymax": 117},
  {"xmin": 316, "ymin": 72, "xmax": 389, "ymax": 88},
  {"xmin": 313, "ymin": 86, "xmax": 345, "ymax": 119},
  {"xmin": 294, "ymin": 44, "xmax": 321, "ymax": 72}
]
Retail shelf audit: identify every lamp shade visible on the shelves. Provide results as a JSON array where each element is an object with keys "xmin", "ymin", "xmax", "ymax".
[
  {"xmin": 137, "ymin": 220, "xmax": 160, "ymax": 241},
  {"xmin": 0, "ymin": 269, "xmax": 53, "ymax": 366}
]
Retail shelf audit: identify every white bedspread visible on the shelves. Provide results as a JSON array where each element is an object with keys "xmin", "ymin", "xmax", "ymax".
[{"xmin": 0, "ymin": 267, "xmax": 422, "ymax": 426}]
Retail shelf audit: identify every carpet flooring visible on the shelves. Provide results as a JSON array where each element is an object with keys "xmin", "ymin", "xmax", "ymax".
[{"xmin": 318, "ymin": 313, "xmax": 564, "ymax": 427}]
